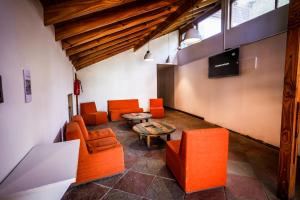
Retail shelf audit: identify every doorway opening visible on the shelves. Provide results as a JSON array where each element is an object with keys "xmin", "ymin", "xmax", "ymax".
[{"xmin": 68, "ymin": 93, "xmax": 73, "ymax": 122}]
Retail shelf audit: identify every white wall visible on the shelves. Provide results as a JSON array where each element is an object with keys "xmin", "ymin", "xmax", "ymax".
[
  {"xmin": 0, "ymin": 0, "xmax": 74, "ymax": 182},
  {"xmin": 175, "ymin": 33, "xmax": 287, "ymax": 151},
  {"xmin": 77, "ymin": 31, "xmax": 178, "ymax": 112}
]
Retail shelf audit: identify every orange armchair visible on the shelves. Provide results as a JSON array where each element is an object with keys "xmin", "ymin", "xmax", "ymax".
[
  {"xmin": 150, "ymin": 98, "xmax": 164, "ymax": 118},
  {"xmin": 166, "ymin": 128, "xmax": 229, "ymax": 193},
  {"xmin": 80, "ymin": 102, "xmax": 107, "ymax": 126},
  {"xmin": 72, "ymin": 115, "xmax": 115, "ymax": 141},
  {"xmin": 66, "ymin": 122, "xmax": 125, "ymax": 183}
]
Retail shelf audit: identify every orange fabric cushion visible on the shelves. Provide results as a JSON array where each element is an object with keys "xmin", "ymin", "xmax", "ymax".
[
  {"xmin": 83, "ymin": 111, "xmax": 108, "ymax": 126},
  {"xmin": 108, "ymin": 99, "xmax": 144, "ymax": 121},
  {"xmin": 86, "ymin": 137, "xmax": 119, "ymax": 153},
  {"xmin": 66, "ymin": 121, "xmax": 125, "ymax": 184},
  {"xmin": 80, "ymin": 102, "xmax": 107, "ymax": 125},
  {"xmin": 166, "ymin": 128, "xmax": 229, "ymax": 193},
  {"xmin": 72, "ymin": 115, "xmax": 113, "ymax": 140},
  {"xmin": 72, "ymin": 115, "xmax": 90, "ymax": 140},
  {"xmin": 150, "ymin": 107, "xmax": 164, "ymax": 118},
  {"xmin": 150, "ymin": 98, "xmax": 163, "ymax": 107},
  {"xmin": 89, "ymin": 128, "xmax": 115, "ymax": 140},
  {"xmin": 80, "ymin": 102, "xmax": 97, "ymax": 115},
  {"xmin": 108, "ymin": 99, "xmax": 140, "ymax": 110},
  {"xmin": 166, "ymin": 140, "xmax": 184, "ymax": 186}
]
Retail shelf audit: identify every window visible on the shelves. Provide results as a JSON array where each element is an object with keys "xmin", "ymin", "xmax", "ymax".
[
  {"xmin": 197, "ymin": 10, "xmax": 222, "ymax": 40},
  {"xmin": 277, "ymin": 0, "xmax": 289, "ymax": 7},
  {"xmin": 231, "ymin": 0, "xmax": 276, "ymax": 27}
]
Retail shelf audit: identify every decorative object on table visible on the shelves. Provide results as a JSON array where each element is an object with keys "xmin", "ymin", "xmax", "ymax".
[
  {"xmin": 133, "ymin": 121, "xmax": 176, "ymax": 148},
  {"xmin": 23, "ymin": 69, "xmax": 32, "ymax": 103},
  {"xmin": 122, "ymin": 112, "xmax": 152, "ymax": 126},
  {"xmin": 0, "ymin": 75, "xmax": 3, "ymax": 103}
]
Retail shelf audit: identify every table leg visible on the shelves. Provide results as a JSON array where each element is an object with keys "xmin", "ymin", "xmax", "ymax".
[
  {"xmin": 147, "ymin": 136, "xmax": 151, "ymax": 148},
  {"xmin": 167, "ymin": 134, "xmax": 171, "ymax": 141}
]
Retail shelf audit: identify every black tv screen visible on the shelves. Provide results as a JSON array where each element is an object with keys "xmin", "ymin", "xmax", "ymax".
[{"xmin": 208, "ymin": 48, "xmax": 239, "ymax": 78}]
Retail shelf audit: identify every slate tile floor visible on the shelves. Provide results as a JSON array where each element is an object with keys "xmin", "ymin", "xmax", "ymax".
[{"xmin": 62, "ymin": 109, "xmax": 300, "ymax": 200}]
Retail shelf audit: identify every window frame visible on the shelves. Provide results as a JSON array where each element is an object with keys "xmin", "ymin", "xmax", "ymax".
[
  {"xmin": 179, "ymin": 0, "xmax": 289, "ymax": 49},
  {"xmin": 197, "ymin": 9, "xmax": 222, "ymax": 41},
  {"xmin": 230, "ymin": 0, "xmax": 276, "ymax": 28},
  {"xmin": 230, "ymin": 0, "xmax": 288, "ymax": 28}
]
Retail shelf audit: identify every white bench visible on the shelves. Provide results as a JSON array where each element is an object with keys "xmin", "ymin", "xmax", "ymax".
[{"xmin": 0, "ymin": 140, "xmax": 79, "ymax": 200}]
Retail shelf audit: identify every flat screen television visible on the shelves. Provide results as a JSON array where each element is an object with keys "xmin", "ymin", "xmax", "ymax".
[{"xmin": 208, "ymin": 48, "xmax": 239, "ymax": 78}]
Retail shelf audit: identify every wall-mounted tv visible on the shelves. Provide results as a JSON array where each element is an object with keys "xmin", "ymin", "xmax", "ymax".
[{"xmin": 208, "ymin": 48, "xmax": 239, "ymax": 78}]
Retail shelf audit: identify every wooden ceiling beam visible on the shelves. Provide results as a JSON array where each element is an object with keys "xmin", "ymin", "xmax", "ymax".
[
  {"xmin": 187, "ymin": 0, "xmax": 219, "ymax": 12},
  {"xmin": 176, "ymin": 3, "xmax": 213, "ymax": 20},
  {"xmin": 70, "ymin": 35, "xmax": 146, "ymax": 61},
  {"xmin": 61, "ymin": 6, "xmax": 178, "ymax": 49},
  {"xmin": 68, "ymin": 29, "xmax": 150, "ymax": 58},
  {"xmin": 134, "ymin": 0, "xmax": 200, "ymax": 51},
  {"xmin": 75, "ymin": 45, "xmax": 134, "ymax": 70},
  {"xmin": 156, "ymin": 1, "xmax": 218, "ymax": 38},
  {"xmin": 66, "ymin": 18, "xmax": 163, "ymax": 56},
  {"xmin": 44, "ymin": 0, "xmax": 136, "ymax": 25},
  {"xmin": 73, "ymin": 40, "xmax": 139, "ymax": 66},
  {"xmin": 55, "ymin": 0, "xmax": 179, "ymax": 40},
  {"xmin": 180, "ymin": 2, "xmax": 221, "ymax": 32}
]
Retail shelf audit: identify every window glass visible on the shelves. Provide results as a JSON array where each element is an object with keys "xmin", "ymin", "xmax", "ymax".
[
  {"xmin": 197, "ymin": 10, "xmax": 222, "ymax": 40},
  {"xmin": 277, "ymin": 0, "xmax": 289, "ymax": 7},
  {"xmin": 231, "ymin": 0, "xmax": 276, "ymax": 27}
]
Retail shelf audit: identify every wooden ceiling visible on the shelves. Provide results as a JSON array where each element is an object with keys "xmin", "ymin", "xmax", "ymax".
[{"xmin": 40, "ymin": 0, "xmax": 220, "ymax": 70}]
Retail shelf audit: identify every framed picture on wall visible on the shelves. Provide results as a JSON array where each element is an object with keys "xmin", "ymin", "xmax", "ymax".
[
  {"xmin": 0, "ymin": 75, "xmax": 3, "ymax": 103},
  {"xmin": 23, "ymin": 69, "xmax": 32, "ymax": 103}
]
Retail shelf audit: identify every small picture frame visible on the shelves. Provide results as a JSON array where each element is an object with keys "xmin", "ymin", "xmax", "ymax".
[
  {"xmin": 0, "ymin": 75, "xmax": 3, "ymax": 103},
  {"xmin": 23, "ymin": 69, "xmax": 32, "ymax": 103}
]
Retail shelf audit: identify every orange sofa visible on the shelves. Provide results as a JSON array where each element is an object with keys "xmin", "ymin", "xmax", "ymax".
[
  {"xmin": 80, "ymin": 102, "xmax": 108, "ymax": 126},
  {"xmin": 150, "ymin": 98, "xmax": 165, "ymax": 118},
  {"xmin": 108, "ymin": 99, "xmax": 143, "ymax": 121},
  {"xmin": 166, "ymin": 128, "xmax": 229, "ymax": 193},
  {"xmin": 66, "ymin": 120, "xmax": 124, "ymax": 184}
]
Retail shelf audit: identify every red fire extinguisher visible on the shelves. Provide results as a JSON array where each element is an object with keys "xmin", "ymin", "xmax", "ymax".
[
  {"xmin": 73, "ymin": 79, "xmax": 81, "ymax": 96},
  {"xmin": 74, "ymin": 73, "xmax": 82, "ymax": 115}
]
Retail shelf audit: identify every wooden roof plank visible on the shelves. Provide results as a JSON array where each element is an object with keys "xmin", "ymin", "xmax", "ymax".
[
  {"xmin": 133, "ymin": 0, "xmax": 201, "ymax": 51},
  {"xmin": 55, "ymin": 0, "xmax": 179, "ymax": 40},
  {"xmin": 66, "ymin": 18, "xmax": 164, "ymax": 56},
  {"xmin": 73, "ymin": 40, "xmax": 139, "ymax": 66},
  {"xmin": 70, "ymin": 35, "xmax": 146, "ymax": 61},
  {"xmin": 75, "ymin": 45, "xmax": 134, "ymax": 70},
  {"xmin": 61, "ymin": 6, "xmax": 177, "ymax": 49},
  {"xmin": 67, "ymin": 29, "xmax": 150, "ymax": 57},
  {"xmin": 44, "ymin": 0, "xmax": 136, "ymax": 25},
  {"xmin": 180, "ymin": 2, "xmax": 221, "ymax": 33}
]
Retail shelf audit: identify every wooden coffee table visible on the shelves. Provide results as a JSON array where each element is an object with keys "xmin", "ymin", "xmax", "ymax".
[
  {"xmin": 133, "ymin": 121, "xmax": 176, "ymax": 148},
  {"xmin": 122, "ymin": 113, "xmax": 152, "ymax": 125}
]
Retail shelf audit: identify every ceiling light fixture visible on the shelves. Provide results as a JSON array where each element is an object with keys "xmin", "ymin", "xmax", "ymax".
[
  {"xmin": 184, "ymin": 26, "xmax": 202, "ymax": 44},
  {"xmin": 165, "ymin": 34, "xmax": 173, "ymax": 64},
  {"xmin": 183, "ymin": 5, "xmax": 202, "ymax": 45},
  {"xmin": 144, "ymin": 42, "xmax": 154, "ymax": 61}
]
